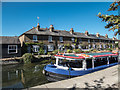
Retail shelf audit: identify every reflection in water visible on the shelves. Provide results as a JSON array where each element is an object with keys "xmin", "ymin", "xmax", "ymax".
[{"xmin": 2, "ymin": 63, "xmax": 49, "ymax": 89}]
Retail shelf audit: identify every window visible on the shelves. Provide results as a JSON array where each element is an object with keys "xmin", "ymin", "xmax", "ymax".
[
  {"xmin": 59, "ymin": 37, "xmax": 63, "ymax": 42},
  {"xmin": 79, "ymin": 39, "xmax": 82, "ymax": 43},
  {"xmin": 33, "ymin": 45, "xmax": 39, "ymax": 52},
  {"xmin": 99, "ymin": 44, "xmax": 102, "ymax": 48},
  {"xmin": 33, "ymin": 35, "xmax": 37, "ymax": 41},
  {"xmin": 48, "ymin": 45, "xmax": 54, "ymax": 51},
  {"xmin": 88, "ymin": 39, "xmax": 90, "ymax": 43},
  {"xmin": 48, "ymin": 36, "xmax": 52, "ymax": 42},
  {"xmin": 112, "ymin": 41, "xmax": 114, "ymax": 44},
  {"xmin": 71, "ymin": 44, "xmax": 75, "ymax": 49},
  {"xmin": 93, "ymin": 44, "xmax": 96, "ymax": 49},
  {"xmin": 103, "ymin": 44, "xmax": 106, "ymax": 48},
  {"xmin": 93, "ymin": 40, "xmax": 95, "ymax": 43},
  {"xmin": 88, "ymin": 44, "xmax": 91, "ymax": 49},
  {"xmin": 8, "ymin": 45, "xmax": 17, "ymax": 54},
  {"xmin": 71, "ymin": 37, "xmax": 75, "ymax": 42}
]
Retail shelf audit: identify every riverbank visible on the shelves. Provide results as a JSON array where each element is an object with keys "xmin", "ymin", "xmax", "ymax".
[
  {"xmin": 30, "ymin": 65, "xmax": 119, "ymax": 89},
  {"xmin": 0, "ymin": 55, "xmax": 52, "ymax": 65}
]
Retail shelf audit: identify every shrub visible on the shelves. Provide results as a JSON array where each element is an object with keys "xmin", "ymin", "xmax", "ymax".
[
  {"xmin": 47, "ymin": 52, "xmax": 53, "ymax": 55},
  {"xmin": 106, "ymin": 48, "xmax": 112, "ymax": 51},
  {"xmin": 39, "ymin": 47, "xmax": 44, "ymax": 55},
  {"xmin": 67, "ymin": 49, "xmax": 73, "ymax": 53},
  {"xmin": 73, "ymin": 49, "xmax": 82, "ymax": 53},
  {"xmin": 22, "ymin": 53, "xmax": 34, "ymax": 64},
  {"xmin": 84, "ymin": 51, "xmax": 89, "ymax": 53},
  {"xmin": 52, "ymin": 50, "xmax": 59, "ymax": 55},
  {"xmin": 38, "ymin": 55, "xmax": 41, "ymax": 59},
  {"xmin": 92, "ymin": 49, "xmax": 97, "ymax": 52}
]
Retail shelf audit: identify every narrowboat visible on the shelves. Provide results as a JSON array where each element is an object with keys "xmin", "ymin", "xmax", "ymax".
[{"xmin": 43, "ymin": 52, "xmax": 118, "ymax": 81}]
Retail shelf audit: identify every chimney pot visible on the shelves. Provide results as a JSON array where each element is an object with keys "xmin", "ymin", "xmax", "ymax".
[
  {"xmin": 85, "ymin": 31, "xmax": 89, "ymax": 36},
  {"xmin": 70, "ymin": 28, "xmax": 74, "ymax": 34},
  {"xmin": 37, "ymin": 23, "xmax": 40, "ymax": 31},
  {"xmin": 105, "ymin": 34, "xmax": 108, "ymax": 38},
  {"xmin": 49, "ymin": 24, "xmax": 54, "ymax": 32},
  {"xmin": 96, "ymin": 32, "xmax": 100, "ymax": 37}
]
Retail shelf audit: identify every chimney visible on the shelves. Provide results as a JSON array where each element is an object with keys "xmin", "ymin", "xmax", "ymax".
[
  {"xmin": 113, "ymin": 37, "xmax": 115, "ymax": 40},
  {"xmin": 49, "ymin": 25, "xmax": 54, "ymax": 32},
  {"xmin": 37, "ymin": 23, "xmax": 40, "ymax": 31},
  {"xmin": 96, "ymin": 32, "xmax": 100, "ymax": 37},
  {"xmin": 70, "ymin": 28, "xmax": 74, "ymax": 34},
  {"xmin": 85, "ymin": 31, "xmax": 89, "ymax": 36},
  {"xmin": 46, "ymin": 27, "xmax": 48, "ymax": 30},
  {"xmin": 105, "ymin": 34, "xmax": 108, "ymax": 38},
  {"xmin": 32, "ymin": 26, "xmax": 35, "ymax": 29}
]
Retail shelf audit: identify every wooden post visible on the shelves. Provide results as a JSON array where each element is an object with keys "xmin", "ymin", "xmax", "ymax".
[
  {"xmin": 82, "ymin": 59, "xmax": 87, "ymax": 70},
  {"xmin": 56, "ymin": 58, "xmax": 59, "ymax": 65},
  {"xmin": 107, "ymin": 57, "xmax": 109, "ymax": 65},
  {"xmin": 92, "ymin": 58, "xmax": 95, "ymax": 69}
]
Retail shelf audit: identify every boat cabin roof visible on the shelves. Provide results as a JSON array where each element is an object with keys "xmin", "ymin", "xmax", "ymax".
[{"xmin": 54, "ymin": 52, "xmax": 118, "ymax": 60}]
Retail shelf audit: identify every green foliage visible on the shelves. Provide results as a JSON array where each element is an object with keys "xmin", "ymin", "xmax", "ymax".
[
  {"xmin": 39, "ymin": 47, "xmax": 44, "ymax": 55},
  {"xmin": 39, "ymin": 59, "xmax": 55, "ymax": 64},
  {"xmin": 22, "ymin": 53, "xmax": 34, "ymax": 64},
  {"xmin": 37, "ymin": 55, "xmax": 41, "ymax": 59},
  {"xmin": 92, "ymin": 49, "xmax": 97, "ymax": 52},
  {"xmin": 115, "ymin": 43, "xmax": 118, "ymax": 48},
  {"xmin": 52, "ymin": 50, "xmax": 59, "ymax": 55},
  {"xmin": 64, "ymin": 43, "xmax": 72, "ymax": 49},
  {"xmin": 73, "ymin": 49, "xmax": 82, "ymax": 53},
  {"xmin": 47, "ymin": 52, "xmax": 53, "ymax": 55},
  {"xmin": 106, "ymin": 48, "xmax": 112, "ymax": 51},
  {"xmin": 97, "ymin": 1, "xmax": 120, "ymax": 36},
  {"xmin": 67, "ymin": 49, "xmax": 73, "ymax": 53},
  {"xmin": 25, "ymin": 42, "xmax": 44, "ymax": 46},
  {"xmin": 84, "ymin": 51, "xmax": 89, "ymax": 53}
]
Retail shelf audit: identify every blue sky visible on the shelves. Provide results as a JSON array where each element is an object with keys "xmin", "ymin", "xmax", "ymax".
[{"xmin": 2, "ymin": 2, "xmax": 118, "ymax": 38}]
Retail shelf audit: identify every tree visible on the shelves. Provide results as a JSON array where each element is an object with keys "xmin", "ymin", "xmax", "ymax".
[{"xmin": 97, "ymin": 0, "xmax": 120, "ymax": 36}]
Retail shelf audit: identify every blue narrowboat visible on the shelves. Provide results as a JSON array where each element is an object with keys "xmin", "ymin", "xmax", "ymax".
[{"xmin": 43, "ymin": 52, "xmax": 118, "ymax": 81}]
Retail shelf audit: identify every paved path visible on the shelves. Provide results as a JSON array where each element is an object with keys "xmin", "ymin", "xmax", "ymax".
[{"xmin": 30, "ymin": 65, "xmax": 118, "ymax": 89}]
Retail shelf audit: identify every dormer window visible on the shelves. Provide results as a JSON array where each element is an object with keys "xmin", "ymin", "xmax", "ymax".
[
  {"xmin": 59, "ymin": 37, "xmax": 63, "ymax": 42},
  {"xmin": 48, "ymin": 36, "xmax": 52, "ymax": 42},
  {"xmin": 88, "ymin": 39, "xmax": 90, "ymax": 43},
  {"xmin": 33, "ymin": 35, "xmax": 37, "ymax": 41},
  {"xmin": 93, "ymin": 40, "xmax": 95, "ymax": 43},
  {"xmin": 79, "ymin": 38, "xmax": 82, "ymax": 43},
  {"xmin": 71, "ymin": 37, "xmax": 75, "ymax": 42}
]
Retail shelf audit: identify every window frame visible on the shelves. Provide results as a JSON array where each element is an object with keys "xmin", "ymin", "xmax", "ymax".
[
  {"xmin": 48, "ymin": 45, "xmax": 54, "ymax": 51},
  {"xmin": 59, "ymin": 36, "xmax": 63, "ymax": 42},
  {"xmin": 33, "ymin": 45, "xmax": 40, "ymax": 52},
  {"xmin": 71, "ymin": 37, "xmax": 75, "ymax": 42},
  {"xmin": 8, "ymin": 45, "xmax": 18, "ymax": 54},
  {"xmin": 48, "ymin": 36, "xmax": 52, "ymax": 42},
  {"xmin": 33, "ymin": 35, "xmax": 38, "ymax": 41}
]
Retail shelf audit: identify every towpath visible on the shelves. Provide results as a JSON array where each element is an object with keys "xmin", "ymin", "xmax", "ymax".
[{"xmin": 29, "ymin": 65, "xmax": 119, "ymax": 89}]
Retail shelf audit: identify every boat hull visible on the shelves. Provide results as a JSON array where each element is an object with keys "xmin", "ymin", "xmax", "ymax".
[{"xmin": 43, "ymin": 62, "xmax": 118, "ymax": 81}]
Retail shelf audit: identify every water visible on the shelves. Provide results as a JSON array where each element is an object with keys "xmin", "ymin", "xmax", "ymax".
[{"xmin": 2, "ymin": 63, "xmax": 49, "ymax": 89}]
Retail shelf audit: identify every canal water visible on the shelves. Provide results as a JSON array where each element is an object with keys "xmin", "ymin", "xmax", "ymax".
[{"xmin": 2, "ymin": 63, "xmax": 49, "ymax": 89}]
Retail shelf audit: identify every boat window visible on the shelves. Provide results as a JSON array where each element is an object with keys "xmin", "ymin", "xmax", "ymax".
[
  {"xmin": 58, "ymin": 60, "xmax": 83, "ymax": 68},
  {"xmin": 94, "ymin": 57, "xmax": 107, "ymax": 67},
  {"xmin": 109, "ymin": 56, "xmax": 118, "ymax": 64}
]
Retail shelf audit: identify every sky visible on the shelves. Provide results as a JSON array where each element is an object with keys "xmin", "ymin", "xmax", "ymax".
[{"xmin": 2, "ymin": 2, "xmax": 118, "ymax": 38}]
